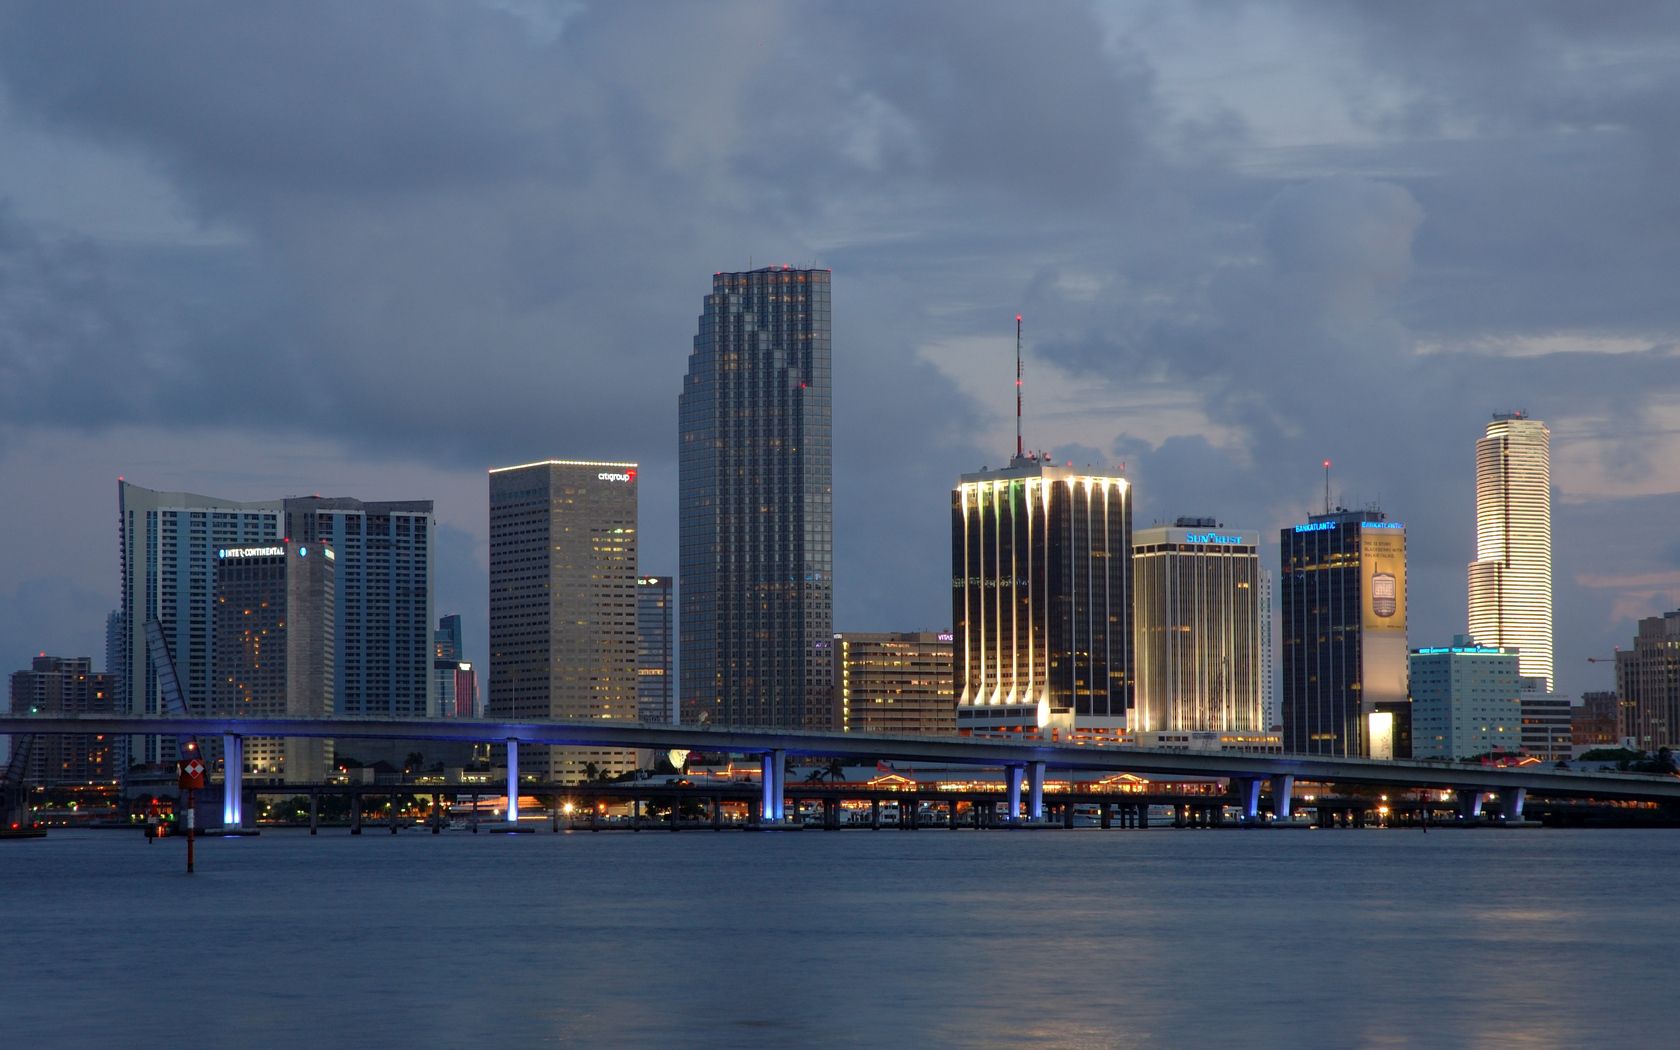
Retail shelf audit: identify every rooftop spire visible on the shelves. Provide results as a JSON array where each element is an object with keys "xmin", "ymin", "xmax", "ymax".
[{"xmin": 1015, "ymin": 314, "xmax": 1024, "ymax": 460}]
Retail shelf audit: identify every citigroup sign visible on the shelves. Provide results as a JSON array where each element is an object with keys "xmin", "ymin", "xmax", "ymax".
[{"xmin": 597, "ymin": 469, "xmax": 638, "ymax": 483}]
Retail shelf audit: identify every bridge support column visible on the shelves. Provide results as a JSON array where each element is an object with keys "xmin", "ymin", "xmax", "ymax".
[
  {"xmin": 1235, "ymin": 778, "xmax": 1261, "ymax": 822},
  {"xmin": 1456, "ymin": 789, "xmax": 1485, "ymax": 821},
  {"xmin": 505, "ymin": 739, "xmax": 520, "ymax": 825},
  {"xmin": 1006, "ymin": 766, "xmax": 1024, "ymax": 823},
  {"xmin": 309, "ymin": 792, "xmax": 318, "ymax": 835},
  {"xmin": 711, "ymin": 796, "xmax": 723, "ymax": 830},
  {"xmin": 351, "ymin": 793, "xmax": 362, "ymax": 835},
  {"xmin": 761, "ymin": 750, "xmax": 785, "ymax": 823},
  {"xmin": 1504, "ymin": 787, "xmax": 1527, "ymax": 822},
  {"xmin": 1269, "ymin": 774, "xmax": 1294, "ymax": 821},
  {"xmin": 1062, "ymin": 798, "xmax": 1076, "ymax": 829},
  {"xmin": 221, "ymin": 734, "xmax": 244, "ymax": 829},
  {"xmin": 870, "ymin": 798, "xmax": 881, "ymax": 829},
  {"xmin": 1028, "ymin": 762, "xmax": 1045, "ymax": 822}
]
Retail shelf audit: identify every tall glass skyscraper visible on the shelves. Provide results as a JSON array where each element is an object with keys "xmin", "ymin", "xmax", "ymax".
[
  {"xmin": 951, "ymin": 457, "xmax": 1132, "ymax": 740},
  {"xmin": 679, "ymin": 267, "xmax": 833, "ymax": 729},
  {"xmin": 1467, "ymin": 412, "xmax": 1552, "ymax": 692},
  {"xmin": 637, "ymin": 577, "xmax": 674, "ymax": 724}
]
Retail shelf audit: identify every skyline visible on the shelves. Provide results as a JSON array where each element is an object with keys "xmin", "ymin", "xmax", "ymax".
[{"xmin": 6, "ymin": 4, "xmax": 1680, "ymax": 701}]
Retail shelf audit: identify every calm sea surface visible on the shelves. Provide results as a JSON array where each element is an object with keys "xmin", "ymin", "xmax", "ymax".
[{"xmin": 2, "ymin": 827, "xmax": 1675, "ymax": 1048}]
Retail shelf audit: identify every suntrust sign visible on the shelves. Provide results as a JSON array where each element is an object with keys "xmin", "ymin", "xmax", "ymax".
[
  {"xmin": 597, "ymin": 470, "xmax": 637, "ymax": 483},
  {"xmin": 1184, "ymin": 532, "xmax": 1244, "ymax": 545}
]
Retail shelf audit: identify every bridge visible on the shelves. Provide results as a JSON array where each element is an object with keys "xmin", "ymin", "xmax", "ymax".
[{"xmin": 4, "ymin": 714, "xmax": 1679, "ymax": 830}]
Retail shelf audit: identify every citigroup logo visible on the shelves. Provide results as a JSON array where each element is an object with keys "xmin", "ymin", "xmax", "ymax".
[{"xmin": 597, "ymin": 469, "xmax": 638, "ymax": 483}]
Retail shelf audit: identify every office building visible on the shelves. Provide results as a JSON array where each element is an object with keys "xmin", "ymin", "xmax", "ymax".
[
  {"xmin": 951, "ymin": 455, "xmax": 1132, "ymax": 740},
  {"xmin": 489, "ymin": 460, "xmax": 639, "ymax": 780},
  {"xmin": 637, "ymin": 577, "xmax": 674, "ymax": 724},
  {"xmin": 8, "ymin": 656, "xmax": 117, "ymax": 787},
  {"xmin": 1408, "ymin": 637, "xmax": 1523, "ymax": 760},
  {"xmin": 1616, "ymin": 610, "xmax": 1680, "ymax": 751},
  {"xmin": 283, "ymin": 497, "xmax": 435, "ymax": 719},
  {"xmin": 1521, "ymin": 693, "xmax": 1573, "ymax": 761},
  {"xmin": 835, "ymin": 631, "xmax": 955, "ymax": 736},
  {"xmin": 1468, "ymin": 412, "xmax": 1553, "ymax": 691},
  {"xmin": 118, "ymin": 482, "xmax": 283, "ymax": 767},
  {"xmin": 679, "ymin": 266, "xmax": 833, "ymax": 729},
  {"xmin": 1572, "ymin": 691, "xmax": 1625, "ymax": 750},
  {"xmin": 1279, "ymin": 508, "xmax": 1409, "ymax": 757},
  {"xmin": 212, "ymin": 542, "xmax": 335, "ymax": 783},
  {"xmin": 1131, "ymin": 519, "xmax": 1263, "ymax": 735},
  {"xmin": 434, "ymin": 614, "xmax": 477, "ymax": 718},
  {"xmin": 1259, "ymin": 569, "xmax": 1276, "ymax": 730}
]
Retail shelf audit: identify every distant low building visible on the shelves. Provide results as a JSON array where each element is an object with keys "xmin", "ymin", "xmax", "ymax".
[
  {"xmin": 8, "ymin": 656, "xmax": 118, "ymax": 788},
  {"xmin": 1572, "ymin": 691, "xmax": 1624, "ymax": 750},
  {"xmin": 835, "ymin": 631, "xmax": 954, "ymax": 736}
]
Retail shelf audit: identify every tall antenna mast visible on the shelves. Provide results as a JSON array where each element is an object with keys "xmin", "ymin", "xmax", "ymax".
[
  {"xmin": 1322, "ymin": 459, "xmax": 1332, "ymax": 515},
  {"xmin": 1015, "ymin": 314, "xmax": 1024, "ymax": 459}
]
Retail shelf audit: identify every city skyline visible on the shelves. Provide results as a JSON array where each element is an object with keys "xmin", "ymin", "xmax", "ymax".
[{"xmin": 6, "ymin": 6, "xmax": 1680, "ymax": 706}]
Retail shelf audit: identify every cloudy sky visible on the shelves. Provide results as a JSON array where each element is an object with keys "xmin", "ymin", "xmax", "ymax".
[{"xmin": 3, "ymin": 1, "xmax": 1679, "ymax": 701}]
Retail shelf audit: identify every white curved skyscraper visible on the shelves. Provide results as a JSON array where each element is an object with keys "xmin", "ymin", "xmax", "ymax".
[{"xmin": 1468, "ymin": 412, "xmax": 1552, "ymax": 691}]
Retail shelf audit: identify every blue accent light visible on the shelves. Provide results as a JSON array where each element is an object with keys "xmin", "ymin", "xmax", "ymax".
[
  {"xmin": 298, "ymin": 546, "xmax": 307, "ymax": 557},
  {"xmin": 1293, "ymin": 522, "xmax": 1337, "ymax": 533}
]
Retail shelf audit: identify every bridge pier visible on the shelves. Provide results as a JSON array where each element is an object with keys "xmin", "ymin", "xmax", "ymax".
[
  {"xmin": 711, "ymin": 796, "xmax": 723, "ymax": 830},
  {"xmin": 1456, "ymin": 789, "xmax": 1485, "ymax": 821},
  {"xmin": 1269, "ymin": 774, "xmax": 1294, "ymax": 821},
  {"xmin": 760, "ymin": 750, "xmax": 785, "ymax": 824},
  {"xmin": 1028, "ymin": 762, "xmax": 1045, "ymax": 821},
  {"xmin": 1006, "ymin": 766, "xmax": 1023, "ymax": 822},
  {"xmin": 222, "ymin": 733, "xmax": 244, "ymax": 829},
  {"xmin": 1504, "ymin": 787, "xmax": 1527, "ymax": 822},
  {"xmin": 505, "ymin": 738, "xmax": 520, "ymax": 825},
  {"xmin": 870, "ymin": 798, "xmax": 881, "ymax": 829},
  {"xmin": 1235, "ymin": 778, "xmax": 1262, "ymax": 822},
  {"xmin": 309, "ymin": 792, "xmax": 318, "ymax": 835},
  {"xmin": 351, "ymin": 793, "xmax": 362, "ymax": 835}
]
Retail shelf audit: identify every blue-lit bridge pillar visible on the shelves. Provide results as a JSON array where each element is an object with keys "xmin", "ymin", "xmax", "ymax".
[
  {"xmin": 222, "ymin": 734, "xmax": 244, "ymax": 829},
  {"xmin": 1006, "ymin": 766, "xmax": 1023, "ymax": 822},
  {"xmin": 1028, "ymin": 762, "xmax": 1045, "ymax": 821},
  {"xmin": 506, "ymin": 739, "xmax": 519, "ymax": 824},
  {"xmin": 761, "ymin": 750, "xmax": 785, "ymax": 823},
  {"xmin": 1236, "ymin": 778, "xmax": 1262, "ymax": 821},
  {"xmin": 1504, "ymin": 787, "xmax": 1526, "ymax": 822},
  {"xmin": 1455, "ymin": 789, "xmax": 1484, "ymax": 820},
  {"xmin": 1269, "ymin": 774, "xmax": 1294, "ymax": 821}
]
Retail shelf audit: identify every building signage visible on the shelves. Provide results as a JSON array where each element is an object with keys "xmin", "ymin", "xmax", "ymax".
[
  {"xmin": 1292, "ymin": 521, "xmax": 1336, "ymax": 533},
  {"xmin": 216, "ymin": 546, "xmax": 285, "ymax": 559},
  {"xmin": 1184, "ymin": 532, "xmax": 1244, "ymax": 545},
  {"xmin": 1361, "ymin": 521, "xmax": 1405, "ymax": 530},
  {"xmin": 597, "ymin": 470, "xmax": 638, "ymax": 483}
]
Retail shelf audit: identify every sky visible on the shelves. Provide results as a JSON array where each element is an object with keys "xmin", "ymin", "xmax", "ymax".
[{"xmin": 3, "ymin": 1, "xmax": 1680, "ymax": 702}]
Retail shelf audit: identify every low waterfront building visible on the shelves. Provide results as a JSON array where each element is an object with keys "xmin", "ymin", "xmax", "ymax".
[{"xmin": 1408, "ymin": 636, "xmax": 1522, "ymax": 761}]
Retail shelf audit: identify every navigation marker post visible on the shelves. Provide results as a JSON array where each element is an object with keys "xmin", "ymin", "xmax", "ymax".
[{"xmin": 177, "ymin": 746, "xmax": 206, "ymax": 874}]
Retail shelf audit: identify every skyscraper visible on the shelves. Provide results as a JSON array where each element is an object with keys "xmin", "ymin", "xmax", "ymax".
[
  {"xmin": 1615, "ymin": 609, "xmax": 1680, "ymax": 751},
  {"xmin": 679, "ymin": 266, "xmax": 833, "ymax": 729},
  {"xmin": 1131, "ymin": 519, "xmax": 1263, "ymax": 735},
  {"xmin": 951, "ymin": 456, "xmax": 1132, "ymax": 740},
  {"xmin": 1279, "ymin": 508, "xmax": 1409, "ymax": 757},
  {"xmin": 636, "ymin": 577, "xmax": 674, "ymax": 724},
  {"xmin": 283, "ymin": 497, "xmax": 436, "ymax": 718},
  {"xmin": 1468, "ymin": 412, "xmax": 1552, "ymax": 692},
  {"xmin": 212, "ymin": 542, "xmax": 335, "ymax": 783},
  {"xmin": 489, "ymin": 460, "xmax": 639, "ymax": 779}
]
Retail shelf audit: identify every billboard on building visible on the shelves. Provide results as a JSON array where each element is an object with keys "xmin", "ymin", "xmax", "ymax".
[{"xmin": 1360, "ymin": 525, "xmax": 1409, "ymax": 709}]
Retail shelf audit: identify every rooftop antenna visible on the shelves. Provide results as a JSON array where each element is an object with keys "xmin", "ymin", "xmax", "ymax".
[
  {"xmin": 1323, "ymin": 459, "xmax": 1332, "ymax": 515},
  {"xmin": 1015, "ymin": 314, "xmax": 1024, "ymax": 460}
]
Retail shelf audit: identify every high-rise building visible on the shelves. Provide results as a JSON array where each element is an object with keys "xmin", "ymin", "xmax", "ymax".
[
  {"xmin": 1259, "ymin": 568, "xmax": 1277, "ymax": 729},
  {"xmin": 118, "ymin": 482, "xmax": 283, "ymax": 767},
  {"xmin": 1131, "ymin": 519, "xmax": 1263, "ymax": 736},
  {"xmin": 679, "ymin": 266, "xmax": 833, "ymax": 729},
  {"xmin": 1279, "ymin": 508, "xmax": 1409, "ymax": 757},
  {"xmin": 835, "ymin": 631, "xmax": 955, "ymax": 736},
  {"xmin": 1408, "ymin": 636, "xmax": 1523, "ymax": 760},
  {"xmin": 434, "ymin": 614, "xmax": 468, "ymax": 718},
  {"xmin": 1615, "ymin": 610, "xmax": 1680, "ymax": 751},
  {"xmin": 212, "ymin": 542, "xmax": 335, "ymax": 783},
  {"xmin": 951, "ymin": 456, "xmax": 1132, "ymax": 740},
  {"xmin": 636, "ymin": 577, "xmax": 674, "ymax": 724},
  {"xmin": 283, "ymin": 497, "xmax": 435, "ymax": 718},
  {"xmin": 1520, "ymin": 693, "xmax": 1573, "ymax": 761},
  {"xmin": 489, "ymin": 460, "xmax": 639, "ymax": 779},
  {"xmin": 1468, "ymin": 412, "xmax": 1552, "ymax": 691},
  {"xmin": 8, "ymin": 656, "xmax": 117, "ymax": 787}
]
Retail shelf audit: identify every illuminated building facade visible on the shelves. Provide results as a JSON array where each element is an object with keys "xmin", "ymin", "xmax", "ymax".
[
  {"xmin": 1468, "ymin": 412, "xmax": 1552, "ymax": 691},
  {"xmin": 1279, "ymin": 509, "xmax": 1409, "ymax": 757},
  {"xmin": 1615, "ymin": 610, "xmax": 1680, "ymax": 751},
  {"xmin": 1408, "ymin": 637, "xmax": 1522, "ymax": 760},
  {"xmin": 119, "ymin": 482, "xmax": 283, "ymax": 768},
  {"xmin": 835, "ymin": 631, "xmax": 955, "ymax": 736},
  {"xmin": 8, "ymin": 656, "xmax": 117, "ymax": 787},
  {"xmin": 489, "ymin": 460, "xmax": 639, "ymax": 779},
  {"xmin": 951, "ymin": 456, "xmax": 1132, "ymax": 738},
  {"xmin": 679, "ymin": 267, "xmax": 833, "ymax": 729},
  {"xmin": 212, "ymin": 543, "xmax": 335, "ymax": 783},
  {"xmin": 283, "ymin": 497, "xmax": 436, "ymax": 719},
  {"xmin": 1131, "ymin": 519, "xmax": 1263, "ymax": 735},
  {"xmin": 434, "ymin": 614, "xmax": 477, "ymax": 718},
  {"xmin": 637, "ymin": 576, "xmax": 674, "ymax": 724}
]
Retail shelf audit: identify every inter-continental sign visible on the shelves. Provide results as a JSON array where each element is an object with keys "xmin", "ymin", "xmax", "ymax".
[{"xmin": 217, "ymin": 546, "xmax": 285, "ymax": 559}]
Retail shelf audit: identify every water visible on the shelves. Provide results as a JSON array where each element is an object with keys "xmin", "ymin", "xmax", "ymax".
[{"xmin": 2, "ymin": 827, "xmax": 1674, "ymax": 1048}]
